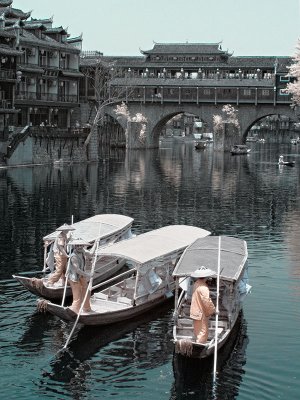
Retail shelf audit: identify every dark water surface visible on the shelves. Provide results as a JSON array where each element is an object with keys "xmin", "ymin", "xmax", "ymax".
[{"xmin": 0, "ymin": 141, "xmax": 300, "ymax": 399}]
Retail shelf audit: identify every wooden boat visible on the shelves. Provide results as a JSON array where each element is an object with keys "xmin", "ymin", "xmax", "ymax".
[
  {"xmin": 246, "ymin": 136, "xmax": 257, "ymax": 142},
  {"xmin": 231, "ymin": 145, "xmax": 250, "ymax": 155},
  {"xmin": 13, "ymin": 214, "xmax": 134, "ymax": 300},
  {"xmin": 278, "ymin": 156, "xmax": 295, "ymax": 167},
  {"xmin": 172, "ymin": 235, "xmax": 251, "ymax": 359},
  {"xmin": 42, "ymin": 225, "xmax": 211, "ymax": 325},
  {"xmin": 195, "ymin": 141, "xmax": 207, "ymax": 150}
]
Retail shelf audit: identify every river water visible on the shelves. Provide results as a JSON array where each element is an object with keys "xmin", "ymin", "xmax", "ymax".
[{"xmin": 0, "ymin": 140, "xmax": 300, "ymax": 400}]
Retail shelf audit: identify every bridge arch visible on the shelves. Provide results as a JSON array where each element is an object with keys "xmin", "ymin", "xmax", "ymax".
[
  {"xmin": 106, "ymin": 102, "xmax": 299, "ymax": 149},
  {"xmin": 241, "ymin": 109, "xmax": 298, "ymax": 142}
]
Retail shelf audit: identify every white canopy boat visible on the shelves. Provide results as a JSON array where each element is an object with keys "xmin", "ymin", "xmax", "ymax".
[
  {"xmin": 42, "ymin": 225, "xmax": 211, "ymax": 325},
  {"xmin": 173, "ymin": 235, "xmax": 251, "ymax": 359},
  {"xmin": 13, "ymin": 214, "xmax": 134, "ymax": 300}
]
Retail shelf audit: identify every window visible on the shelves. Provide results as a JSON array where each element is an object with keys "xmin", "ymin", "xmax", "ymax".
[
  {"xmin": 262, "ymin": 90, "xmax": 270, "ymax": 96},
  {"xmin": 243, "ymin": 89, "xmax": 251, "ymax": 96},
  {"xmin": 203, "ymin": 89, "xmax": 211, "ymax": 95},
  {"xmin": 280, "ymin": 76, "xmax": 290, "ymax": 82},
  {"xmin": 279, "ymin": 89, "xmax": 289, "ymax": 95}
]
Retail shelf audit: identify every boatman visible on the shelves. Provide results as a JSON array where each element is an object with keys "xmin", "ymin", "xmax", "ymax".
[
  {"xmin": 47, "ymin": 223, "xmax": 75, "ymax": 286},
  {"xmin": 190, "ymin": 266, "xmax": 216, "ymax": 344},
  {"xmin": 67, "ymin": 238, "xmax": 94, "ymax": 313}
]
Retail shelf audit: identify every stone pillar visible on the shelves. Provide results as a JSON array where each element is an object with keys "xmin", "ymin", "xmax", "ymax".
[
  {"xmin": 213, "ymin": 122, "xmax": 241, "ymax": 152},
  {"xmin": 126, "ymin": 121, "xmax": 148, "ymax": 149},
  {"xmin": 86, "ymin": 127, "xmax": 99, "ymax": 161}
]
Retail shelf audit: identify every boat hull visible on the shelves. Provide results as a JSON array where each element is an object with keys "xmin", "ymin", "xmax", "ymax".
[
  {"xmin": 174, "ymin": 312, "xmax": 240, "ymax": 359},
  {"xmin": 44, "ymin": 294, "xmax": 172, "ymax": 326},
  {"xmin": 13, "ymin": 257, "xmax": 125, "ymax": 300}
]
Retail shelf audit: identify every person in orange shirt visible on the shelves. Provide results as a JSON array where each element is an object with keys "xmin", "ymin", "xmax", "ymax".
[{"xmin": 190, "ymin": 266, "xmax": 216, "ymax": 344}]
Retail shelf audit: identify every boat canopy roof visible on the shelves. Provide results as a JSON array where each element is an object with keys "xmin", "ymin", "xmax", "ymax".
[
  {"xmin": 97, "ymin": 225, "xmax": 211, "ymax": 267},
  {"xmin": 43, "ymin": 214, "xmax": 133, "ymax": 243},
  {"xmin": 173, "ymin": 236, "xmax": 248, "ymax": 282}
]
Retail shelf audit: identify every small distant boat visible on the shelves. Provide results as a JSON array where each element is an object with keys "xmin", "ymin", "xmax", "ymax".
[
  {"xmin": 172, "ymin": 235, "xmax": 251, "ymax": 359},
  {"xmin": 41, "ymin": 225, "xmax": 211, "ymax": 326},
  {"xmin": 231, "ymin": 145, "xmax": 250, "ymax": 155},
  {"xmin": 278, "ymin": 155, "xmax": 295, "ymax": 167},
  {"xmin": 246, "ymin": 136, "xmax": 257, "ymax": 142},
  {"xmin": 13, "ymin": 214, "xmax": 134, "ymax": 300},
  {"xmin": 195, "ymin": 141, "xmax": 207, "ymax": 150}
]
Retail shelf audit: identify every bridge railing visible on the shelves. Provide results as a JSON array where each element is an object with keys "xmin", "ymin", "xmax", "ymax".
[{"xmin": 113, "ymin": 84, "xmax": 291, "ymax": 105}]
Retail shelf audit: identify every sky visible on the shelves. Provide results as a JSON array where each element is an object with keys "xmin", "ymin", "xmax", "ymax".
[{"xmin": 13, "ymin": 0, "xmax": 300, "ymax": 57}]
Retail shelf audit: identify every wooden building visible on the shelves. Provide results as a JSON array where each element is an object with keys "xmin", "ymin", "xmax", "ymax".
[{"xmin": 0, "ymin": 0, "xmax": 82, "ymax": 130}]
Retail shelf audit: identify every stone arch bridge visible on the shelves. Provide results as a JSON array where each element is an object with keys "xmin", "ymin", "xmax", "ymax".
[
  {"xmin": 103, "ymin": 76, "xmax": 298, "ymax": 149},
  {"xmin": 105, "ymin": 101, "xmax": 298, "ymax": 149}
]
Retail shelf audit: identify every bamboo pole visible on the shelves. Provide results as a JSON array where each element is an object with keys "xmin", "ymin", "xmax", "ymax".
[
  {"xmin": 61, "ymin": 255, "xmax": 71, "ymax": 307},
  {"xmin": 213, "ymin": 236, "xmax": 221, "ymax": 382}
]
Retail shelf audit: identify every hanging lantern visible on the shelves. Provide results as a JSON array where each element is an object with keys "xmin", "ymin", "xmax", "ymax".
[{"xmin": 16, "ymin": 70, "xmax": 22, "ymax": 82}]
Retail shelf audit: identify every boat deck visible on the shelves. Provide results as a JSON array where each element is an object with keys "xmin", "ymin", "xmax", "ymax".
[
  {"xmin": 90, "ymin": 295, "xmax": 132, "ymax": 312},
  {"xmin": 175, "ymin": 300, "xmax": 228, "ymax": 342}
]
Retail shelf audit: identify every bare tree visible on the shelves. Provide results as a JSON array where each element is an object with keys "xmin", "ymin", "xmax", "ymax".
[{"xmin": 83, "ymin": 58, "xmax": 130, "ymax": 147}]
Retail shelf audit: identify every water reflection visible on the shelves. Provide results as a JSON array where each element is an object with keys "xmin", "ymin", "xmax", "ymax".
[
  {"xmin": 34, "ymin": 301, "xmax": 173, "ymax": 397},
  {"xmin": 1, "ymin": 142, "xmax": 300, "ymax": 399},
  {"xmin": 171, "ymin": 313, "xmax": 249, "ymax": 400}
]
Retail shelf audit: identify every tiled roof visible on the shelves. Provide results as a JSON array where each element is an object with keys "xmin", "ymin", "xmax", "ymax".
[
  {"xmin": 80, "ymin": 56, "xmax": 145, "ymax": 67},
  {"xmin": 0, "ymin": 29, "xmax": 16, "ymax": 38},
  {"xmin": 4, "ymin": 17, "xmax": 24, "ymax": 26},
  {"xmin": 141, "ymin": 42, "xmax": 227, "ymax": 55},
  {"xmin": 18, "ymin": 64, "xmax": 44, "ymax": 73},
  {"xmin": 67, "ymin": 35, "xmax": 82, "ymax": 44},
  {"xmin": 228, "ymin": 56, "xmax": 291, "ymax": 67},
  {"xmin": 0, "ymin": 0, "xmax": 13, "ymax": 6},
  {"xmin": 46, "ymin": 27, "xmax": 68, "ymax": 35},
  {"xmin": 19, "ymin": 29, "xmax": 80, "ymax": 53},
  {"xmin": 0, "ymin": 43, "xmax": 23, "ymax": 55},
  {"xmin": 6, "ymin": 7, "xmax": 31, "ymax": 20},
  {"xmin": 62, "ymin": 70, "xmax": 83, "ymax": 77},
  {"xmin": 79, "ymin": 54, "xmax": 291, "ymax": 73},
  {"xmin": 28, "ymin": 18, "xmax": 53, "ymax": 27},
  {"xmin": 23, "ymin": 23, "xmax": 47, "ymax": 30}
]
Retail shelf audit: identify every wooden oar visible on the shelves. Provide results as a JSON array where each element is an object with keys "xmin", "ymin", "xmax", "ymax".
[{"xmin": 213, "ymin": 236, "xmax": 221, "ymax": 383}]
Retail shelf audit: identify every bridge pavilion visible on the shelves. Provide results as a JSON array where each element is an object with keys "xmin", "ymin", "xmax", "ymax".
[{"xmin": 79, "ymin": 42, "xmax": 294, "ymax": 148}]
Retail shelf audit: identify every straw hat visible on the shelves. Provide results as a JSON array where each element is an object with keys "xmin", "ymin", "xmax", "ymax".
[
  {"xmin": 56, "ymin": 223, "xmax": 75, "ymax": 232},
  {"xmin": 69, "ymin": 238, "xmax": 90, "ymax": 246},
  {"xmin": 190, "ymin": 266, "xmax": 215, "ymax": 278}
]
